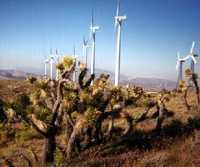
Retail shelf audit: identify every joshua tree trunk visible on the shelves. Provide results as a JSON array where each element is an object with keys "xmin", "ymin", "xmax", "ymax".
[
  {"xmin": 122, "ymin": 114, "xmax": 132, "ymax": 136},
  {"xmin": 66, "ymin": 118, "xmax": 86, "ymax": 159},
  {"xmin": 66, "ymin": 124, "xmax": 79, "ymax": 159},
  {"xmin": 65, "ymin": 116, "xmax": 74, "ymax": 142},
  {"xmin": 106, "ymin": 117, "xmax": 114, "ymax": 138},
  {"xmin": 192, "ymin": 75, "xmax": 200, "ymax": 111},
  {"xmin": 183, "ymin": 87, "xmax": 191, "ymax": 110},
  {"xmin": 42, "ymin": 128, "xmax": 56, "ymax": 164},
  {"xmin": 156, "ymin": 105, "xmax": 164, "ymax": 130}
]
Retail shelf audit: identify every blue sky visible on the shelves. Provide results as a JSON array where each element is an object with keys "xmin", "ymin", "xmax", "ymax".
[{"xmin": 0, "ymin": 0, "xmax": 200, "ymax": 80}]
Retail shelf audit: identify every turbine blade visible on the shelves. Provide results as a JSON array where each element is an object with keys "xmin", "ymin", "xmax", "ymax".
[
  {"xmin": 91, "ymin": 10, "xmax": 94, "ymax": 28},
  {"xmin": 182, "ymin": 55, "xmax": 190, "ymax": 61},
  {"xmin": 177, "ymin": 52, "xmax": 180, "ymax": 60},
  {"xmin": 73, "ymin": 46, "xmax": 76, "ymax": 56},
  {"xmin": 83, "ymin": 37, "xmax": 85, "ymax": 45},
  {"xmin": 83, "ymin": 37, "xmax": 88, "ymax": 46},
  {"xmin": 190, "ymin": 41, "xmax": 195, "ymax": 54},
  {"xmin": 116, "ymin": 0, "xmax": 120, "ymax": 17},
  {"xmin": 191, "ymin": 55, "xmax": 197, "ymax": 64},
  {"xmin": 115, "ymin": 0, "xmax": 120, "ymax": 28}
]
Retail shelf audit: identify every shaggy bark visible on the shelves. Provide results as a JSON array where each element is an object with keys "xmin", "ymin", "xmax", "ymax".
[
  {"xmin": 192, "ymin": 75, "xmax": 200, "ymax": 111},
  {"xmin": 78, "ymin": 68, "xmax": 95, "ymax": 90},
  {"xmin": 183, "ymin": 87, "xmax": 191, "ymax": 110},
  {"xmin": 106, "ymin": 117, "xmax": 114, "ymax": 138},
  {"xmin": 155, "ymin": 105, "xmax": 163, "ymax": 130},
  {"xmin": 42, "ymin": 132, "xmax": 56, "ymax": 164},
  {"xmin": 66, "ymin": 118, "xmax": 86, "ymax": 159},
  {"xmin": 0, "ymin": 99, "xmax": 7, "ymax": 123}
]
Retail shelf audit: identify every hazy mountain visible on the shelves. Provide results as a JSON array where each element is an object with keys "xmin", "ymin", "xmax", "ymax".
[
  {"xmin": 95, "ymin": 69, "xmax": 176, "ymax": 90},
  {"xmin": 0, "ymin": 69, "xmax": 40, "ymax": 80},
  {"xmin": 0, "ymin": 69, "xmax": 176, "ymax": 90},
  {"xmin": 127, "ymin": 77, "xmax": 176, "ymax": 90}
]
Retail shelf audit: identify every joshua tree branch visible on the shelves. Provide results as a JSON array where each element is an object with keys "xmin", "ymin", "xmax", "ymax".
[
  {"xmin": 61, "ymin": 63, "xmax": 75, "ymax": 79},
  {"xmin": 183, "ymin": 86, "xmax": 191, "ymax": 110},
  {"xmin": 26, "ymin": 116, "xmax": 47, "ymax": 137}
]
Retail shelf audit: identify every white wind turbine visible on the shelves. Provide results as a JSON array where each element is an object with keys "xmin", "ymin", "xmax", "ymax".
[
  {"xmin": 90, "ymin": 11, "xmax": 99, "ymax": 76},
  {"xmin": 55, "ymin": 49, "xmax": 61, "ymax": 80},
  {"xmin": 114, "ymin": 0, "xmax": 127, "ymax": 86},
  {"xmin": 73, "ymin": 46, "xmax": 79, "ymax": 82},
  {"xmin": 49, "ymin": 49, "xmax": 55, "ymax": 80},
  {"xmin": 44, "ymin": 57, "xmax": 49, "ymax": 79},
  {"xmin": 83, "ymin": 37, "xmax": 90, "ymax": 68},
  {"xmin": 176, "ymin": 52, "xmax": 188, "ymax": 86},
  {"xmin": 186, "ymin": 41, "xmax": 198, "ymax": 73}
]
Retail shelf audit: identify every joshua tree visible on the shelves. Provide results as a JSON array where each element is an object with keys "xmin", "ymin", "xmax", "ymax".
[
  {"xmin": 185, "ymin": 69, "xmax": 200, "ymax": 111},
  {"xmin": 0, "ymin": 98, "xmax": 7, "ymax": 124},
  {"xmin": 177, "ymin": 79, "xmax": 191, "ymax": 110},
  {"xmin": 5, "ymin": 56, "xmax": 176, "ymax": 164},
  {"xmin": 9, "ymin": 56, "xmax": 76, "ymax": 165}
]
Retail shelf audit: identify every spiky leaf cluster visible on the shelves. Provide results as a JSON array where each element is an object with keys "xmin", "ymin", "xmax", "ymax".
[{"xmin": 56, "ymin": 56, "xmax": 74, "ymax": 71}]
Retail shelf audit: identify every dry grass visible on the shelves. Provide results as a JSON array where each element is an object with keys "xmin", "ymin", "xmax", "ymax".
[
  {"xmin": 0, "ymin": 80, "xmax": 200, "ymax": 167},
  {"xmin": 0, "ymin": 80, "xmax": 35, "ymax": 101}
]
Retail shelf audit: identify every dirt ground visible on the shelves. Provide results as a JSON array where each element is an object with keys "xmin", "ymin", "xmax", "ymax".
[{"xmin": 0, "ymin": 80, "xmax": 200, "ymax": 167}]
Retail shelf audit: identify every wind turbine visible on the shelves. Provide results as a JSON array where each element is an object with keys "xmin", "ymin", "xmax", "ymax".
[
  {"xmin": 83, "ymin": 37, "xmax": 90, "ymax": 68},
  {"xmin": 176, "ymin": 52, "xmax": 188, "ymax": 86},
  {"xmin": 114, "ymin": 0, "xmax": 127, "ymax": 86},
  {"xmin": 90, "ymin": 11, "xmax": 99, "ymax": 76},
  {"xmin": 44, "ymin": 57, "xmax": 49, "ymax": 79},
  {"xmin": 187, "ymin": 41, "xmax": 198, "ymax": 73},
  {"xmin": 49, "ymin": 49, "xmax": 55, "ymax": 80},
  {"xmin": 73, "ymin": 46, "xmax": 79, "ymax": 82},
  {"xmin": 55, "ymin": 49, "xmax": 60, "ymax": 80}
]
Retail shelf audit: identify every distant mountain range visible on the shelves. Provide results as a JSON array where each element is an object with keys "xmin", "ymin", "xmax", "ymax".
[
  {"xmin": 0, "ymin": 69, "xmax": 39, "ymax": 80},
  {"xmin": 0, "ymin": 69, "xmax": 177, "ymax": 90}
]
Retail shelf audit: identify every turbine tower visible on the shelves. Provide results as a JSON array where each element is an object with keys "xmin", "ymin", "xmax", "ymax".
[
  {"xmin": 73, "ymin": 46, "xmax": 79, "ymax": 82},
  {"xmin": 83, "ymin": 37, "xmax": 90, "ymax": 68},
  {"xmin": 114, "ymin": 0, "xmax": 127, "ymax": 86},
  {"xmin": 49, "ymin": 49, "xmax": 55, "ymax": 80},
  {"xmin": 90, "ymin": 11, "xmax": 99, "ymax": 76},
  {"xmin": 176, "ymin": 52, "xmax": 188, "ymax": 87},
  {"xmin": 44, "ymin": 58, "xmax": 49, "ymax": 79},
  {"xmin": 55, "ymin": 49, "xmax": 60, "ymax": 80},
  {"xmin": 188, "ymin": 41, "xmax": 198, "ymax": 73}
]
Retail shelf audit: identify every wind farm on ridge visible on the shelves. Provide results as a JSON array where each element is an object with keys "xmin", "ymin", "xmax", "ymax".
[{"xmin": 0, "ymin": 0, "xmax": 200, "ymax": 166}]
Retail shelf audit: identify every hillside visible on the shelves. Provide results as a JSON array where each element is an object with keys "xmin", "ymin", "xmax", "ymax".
[
  {"xmin": 0, "ymin": 80, "xmax": 199, "ymax": 167},
  {"xmin": 0, "ymin": 69, "xmax": 39, "ymax": 80},
  {"xmin": 0, "ymin": 69, "xmax": 176, "ymax": 90}
]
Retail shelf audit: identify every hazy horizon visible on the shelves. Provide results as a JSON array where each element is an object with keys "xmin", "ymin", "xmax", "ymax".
[{"xmin": 0, "ymin": 0, "xmax": 200, "ymax": 81}]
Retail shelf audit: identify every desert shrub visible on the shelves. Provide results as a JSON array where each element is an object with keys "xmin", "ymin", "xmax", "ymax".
[
  {"xmin": 15, "ymin": 128, "xmax": 41, "ymax": 141},
  {"xmin": 0, "ymin": 125, "xmax": 15, "ymax": 144},
  {"xmin": 27, "ymin": 75, "xmax": 37, "ymax": 84},
  {"xmin": 0, "ymin": 99, "xmax": 7, "ymax": 123},
  {"xmin": 54, "ymin": 148, "xmax": 65, "ymax": 166}
]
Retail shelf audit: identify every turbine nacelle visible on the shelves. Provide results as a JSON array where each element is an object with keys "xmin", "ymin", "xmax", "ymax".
[
  {"xmin": 115, "ymin": 15, "xmax": 127, "ymax": 22},
  {"xmin": 83, "ymin": 38, "xmax": 89, "ymax": 47},
  {"xmin": 44, "ymin": 59, "xmax": 49, "ymax": 64},
  {"xmin": 49, "ymin": 56, "xmax": 55, "ymax": 64},
  {"xmin": 90, "ymin": 26, "xmax": 100, "ymax": 33},
  {"xmin": 176, "ymin": 52, "xmax": 187, "ymax": 70}
]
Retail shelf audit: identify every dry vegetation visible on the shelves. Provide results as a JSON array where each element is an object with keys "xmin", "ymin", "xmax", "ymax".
[{"xmin": 0, "ymin": 59, "xmax": 200, "ymax": 167}]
